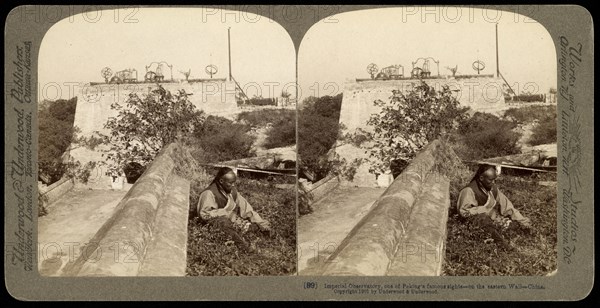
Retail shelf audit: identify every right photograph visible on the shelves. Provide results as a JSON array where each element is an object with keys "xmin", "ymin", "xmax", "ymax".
[{"xmin": 297, "ymin": 7, "xmax": 557, "ymax": 276}]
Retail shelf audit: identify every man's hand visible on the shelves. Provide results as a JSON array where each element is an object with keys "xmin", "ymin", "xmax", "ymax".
[
  {"xmin": 519, "ymin": 220, "xmax": 533, "ymax": 233},
  {"xmin": 259, "ymin": 222, "xmax": 274, "ymax": 238},
  {"xmin": 259, "ymin": 221, "xmax": 271, "ymax": 232}
]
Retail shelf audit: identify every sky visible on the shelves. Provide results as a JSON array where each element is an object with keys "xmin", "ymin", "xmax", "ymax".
[
  {"xmin": 298, "ymin": 7, "xmax": 557, "ymax": 101},
  {"xmin": 39, "ymin": 7, "xmax": 296, "ymax": 100}
]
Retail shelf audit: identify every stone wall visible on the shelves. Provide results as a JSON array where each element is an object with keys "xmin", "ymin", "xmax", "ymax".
[
  {"xmin": 38, "ymin": 177, "xmax": 75, "ymax": 207},
  {"xmin": 73, "ymin": 80, "xmax": 237, "ymax": 139},
  {"xmin": 69, "ymin": 80, "xmax": 237, "ymax": 187},
  {"xmin": 339, "ymin": 76, "xmax": 507, "ymax": 133},
  {"xmin": 305, "ymin": 175, "xmax": 340, "ymax": 205},
  {"xmin": 337, "ymin": 76, "xmax": 507, "ymax": 187},
  {"xmin": 320, "ymin": 140, "xmax": 452, "ymax": 276},
  {"xmin": 62, "ymin": 143, "xmax": 190, "ymax": 276}
]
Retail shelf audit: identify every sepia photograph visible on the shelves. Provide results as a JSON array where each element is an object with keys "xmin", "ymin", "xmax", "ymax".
[
  {"xmin": 297, "ymin": 7, "xmax": 558, "ymax": 276},
  {"xmin": 36, "ymin": 7, "xmax": 297, "ymax": 276},
  {"xmin": 4, "ymin": 4, "xmax": 594, "ymax": 301}
]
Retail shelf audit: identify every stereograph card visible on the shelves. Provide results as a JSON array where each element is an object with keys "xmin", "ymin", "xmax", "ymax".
[{"xmin": 4, "ymin": 4, "xmax": 594, "ymax": 301}]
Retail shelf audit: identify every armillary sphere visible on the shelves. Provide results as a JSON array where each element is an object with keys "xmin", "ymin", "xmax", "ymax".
[
  {"xmin": 101, "ymin": 67, "xmax": 113, "ymax": 82},
  {"xmin": 205, "ymin": 64, "xmax": 218, "ymax": 78},
  {"xmin": 367, "ymin": 63, "xmax": 379, "ymax": 79},
  {"xmin": 472, "ymin": 60, "xmax": 485, "ymax": 74}
]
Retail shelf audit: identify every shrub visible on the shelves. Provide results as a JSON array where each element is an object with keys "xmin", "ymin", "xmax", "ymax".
[
  {"xmin": 453, "ymin": 112, "xmax": 521, "ymax": 161},
  {"xmin": 38, "ymin": 97, "xmax": 78, "ymax": 184},
  {"xmin": 506, "ymin": 94, "xmax": 545, "ymax": 102},
  {"xmin": 363, "ymin": 82, "xmax": 469, "ymax": 174},
  {"xmin": 298, "ymin": 94, "xmax": 343, "ymax": 180},
  {"xmin": 503, "ymin": 105, "xmax": 556, "ymax": 125},
  {"xmin": 237, "ymin": 109, "xmax": 295, "ymax": 128},
  {"xmin": 245, "ymin": 97, "xmax": 277, "ymax": 106},
  {"xmin": 503, "ymin": 105, "xmax": 557, "ymax": 146},
  {"xmin": 264, "ymin": 114, "xmax": 296, "ymax": 149},
  {"xmin": 192, "ymin": 115, "xmax": 255, "ymax": 163},
  {"xmin": 529, "ymin": 120, "xmax": 557, "ymax": 146},
  {"xmin": 103, "ymin": 85, "xmax": 205, "ymax": 175}
]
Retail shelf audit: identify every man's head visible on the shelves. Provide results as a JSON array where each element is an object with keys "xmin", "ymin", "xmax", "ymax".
[
  {"xmin": 213, "ymin": 167, "xmax": 237, "ymax": 194},
  {"xmin": 219, "ymin": 171, "xmax": 237, "ymax": 194},
  {"xmin": 473, "ymin": 164, "xmax": 497, "ymax": 191}
]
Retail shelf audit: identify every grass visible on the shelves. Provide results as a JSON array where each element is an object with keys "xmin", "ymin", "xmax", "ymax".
[
  {"xmin": 237, "ymin": 109, "xmax": 297, "ymax": 150},
  {"xmin": 186, "ymin": 176, "xmax": 296, "ymax": 276},
  {"xmin": 168, "ymin": 142, "xmax": 296, "ymax": 276},
  {"xmin": 444, "ymin": 170, "xmax": 557, "ymax": 276},
  {"xmin": 503, "ymin": 105, "xmax": 557, "ymax": 147}
]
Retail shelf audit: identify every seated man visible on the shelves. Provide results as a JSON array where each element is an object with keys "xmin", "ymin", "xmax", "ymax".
[
  {"xmin": 196, "ymin": 167, "xmax": 271, "ymax": 253},
  {"xmin": 457, "ymin": 164, "xmax": 532, "ymax": 243}
]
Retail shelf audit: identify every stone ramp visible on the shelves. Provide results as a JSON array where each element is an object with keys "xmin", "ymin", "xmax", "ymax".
[
  {"xmin": 298, "ymin": 186, "xmax": 386, "ymax": 275},
  {"xmin": 138, "ymin": 174, "xmax": 190, "ymax": 276},
  {"xmin": 62, "ymin": 143, "xmax": 190, "ymax": 277},
  {"xmin": 306, "ymin": 140, "xmax": 454, "ymax": 276},
  {"xmin": 37, "ymin": 189, "xmax": 128, "ymax": 276}
]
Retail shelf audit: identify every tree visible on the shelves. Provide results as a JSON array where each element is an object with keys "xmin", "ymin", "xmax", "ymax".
[
  {"xmin": 38, "ymin": 97, "xmax": 78, "ymax": 184},
  {"xmin": 103, "ymin": 85, "xmax": 205, "ymax": 175},
  {"xmin": 298, "ymin": 93, "xmax": 343, "ymax": 180},
  {"xmin": 363, "ymin": 81, "xmax": 469, "ymax": 174}
]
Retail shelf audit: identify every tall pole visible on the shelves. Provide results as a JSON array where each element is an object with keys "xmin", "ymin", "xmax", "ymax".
[
  {"xmin": 495, "ymin": 23, "xmax": 499, "ymax": 78},
  {"xmin": 228, "ymin": 27, "xmax": 232, "ymax": 81}
]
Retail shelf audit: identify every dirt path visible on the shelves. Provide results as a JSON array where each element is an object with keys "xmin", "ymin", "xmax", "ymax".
[
  {"xmin": 37, "ymin": 189, "xmax": 128, "ymax": 276},
  {"xmin": 297, "ymin": 186, "xmax": 386, "ymax": 275}
]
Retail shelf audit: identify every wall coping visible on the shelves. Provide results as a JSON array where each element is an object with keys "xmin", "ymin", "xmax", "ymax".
[
  {"xmin": 63, "ymin": 143, "xmax": 189, "ymax": 276},
  {"xmin": 320, "ymin": 140, "xmax": 453, "ymax": 276}
]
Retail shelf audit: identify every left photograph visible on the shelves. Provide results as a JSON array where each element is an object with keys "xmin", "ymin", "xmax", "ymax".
[{"xmin": 37, "ymin": 7, "xmax": 297, "ymax": 276}]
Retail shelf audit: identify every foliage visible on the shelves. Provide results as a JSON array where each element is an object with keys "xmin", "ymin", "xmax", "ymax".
[
  {"xmin": 187, "ymin": 178, "xmax": 296, "ymax": 276},
  {"xmin": 529, "ymin": 120, "xmax": 557, "ymax": 146},
  {"xmin": 245, "ymin": 96, "xmax": 277, "ymax": 106},
  {"xmin": 297, "ymin": 183, "xmax": 313, "ymax": 215},
  {"xmin": 444, "ymin": 172, "xmax": 557, "ymax": 276},
  {"xmin": 503, "ymin": 105, "xmax": 556, "ymax": 125},
  {"xmin": 237, "ymin": 109, "xmax": 295, "ymax": 128},
  {"xmin": 38, "ymin": 97, "xmax": 78, "ymax": 184},
  {"xmin": 235, "ymin": 109, "xmax": 296, "ymax": 150},
  {"xmin": 451, "ymin": 112, "xmax": 521, "ymax": 161},
  {"xmin": 263, "ymin": 112, "xmax": 296, "ymax": 149},
  {"xmin": 38, "ymin": 191, "xmax": 49, "ymax": 217},
  {"xmin": 363, "ymin": 82, "xmax": 469, "ymax": 174},
  {"xmin": 503, "ymin": 105, "xmax": 557, "ymax": 146},
  {"xmin": 300, "ymin": 96, "xmax": 319, "ymax": 109},
  {"xmin": 103, "ymin": 85, "xmax": 205, "ymax": 175},
  {"xmin": 192, "ymin": 115, "xmax": 255, "ymax": 163},
  {"xmin": 506, "ymin": 94, "xmax": 546, "ymax": 102},
  {"xmin": 297, "ymin": 94, "xmax": 343, "ymax": 180}
]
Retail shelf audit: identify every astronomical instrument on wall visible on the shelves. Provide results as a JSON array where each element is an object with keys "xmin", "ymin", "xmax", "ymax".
[
  {"xmin": 110, "ymin": 68, "xmax": 137, "ymax": 84},
  {"xmin": 411, "ymin": 57, "xmax": 440, "ymax": 78},
  {"xmin": 472, "ymin": 60, "xmax": 486, "ymax": 74},
  {"xmin": 145, "ymin": 61, "xmax": 173, "ymax": 82},
  {"xmin": 373, "ymin": 65, "xmax": 404, "ymax": 80},
  {"xmin": 101, "ymin": 67, "xmax": 113, "ymax": 83},
  {"xmin": 205, "ymin": 64, "xmax": 218, "ymax": 78},
  {"xmin": 366, "ymin": 63, "xmax": 379, "ymax": 79}
]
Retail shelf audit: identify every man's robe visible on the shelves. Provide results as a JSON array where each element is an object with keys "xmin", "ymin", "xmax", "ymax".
[
  {"xmin": 196, "ymin": 182, "xmax": 270, "ymax": 230},
  {"xmin": 457, "ymin": 180, "xmax": 531, "ymax": 226}
]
